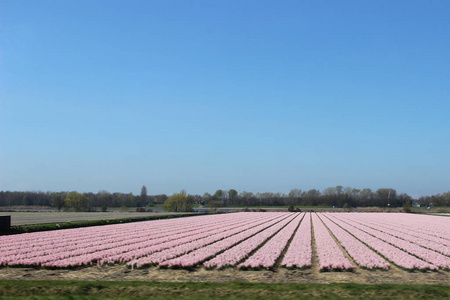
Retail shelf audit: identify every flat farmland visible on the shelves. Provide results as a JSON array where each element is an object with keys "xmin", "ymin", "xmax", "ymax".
[
  {"xmin": 1, "ymin": 211, "xmax": 194, "ymax": 226},
  {"xmin": 0, "ymin": 212, "xmax": 449, "ymax": 285}
]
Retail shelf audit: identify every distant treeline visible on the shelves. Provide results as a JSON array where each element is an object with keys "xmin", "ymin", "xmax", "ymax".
[
  {"xmin": 1, "ymin": 185, "xmax": 449, "ymax": 209},
  {"xmin": 0, "ymin": 187, "xmax": 168, "ymax": 210},
  {"xmin": 206, "ymin": 187, "xmax": 450, "ymax": 208}
]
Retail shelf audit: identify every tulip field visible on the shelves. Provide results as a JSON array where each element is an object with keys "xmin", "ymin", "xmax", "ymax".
[{"xmin": 0, "ymin": 212, "xmax": 449, "ymax": 272}]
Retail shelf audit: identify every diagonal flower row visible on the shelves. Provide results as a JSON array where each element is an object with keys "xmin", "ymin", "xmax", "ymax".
[
  {"xmin": 330, "ymin": 214, "xmax": 450, "ymax": 269},
  {"xmin": 349, "ymin": 213, "xmax": 450, "ymax": 246},
  {"xmin": 336, "ymin": 213, "xmax": 450, "ymax": 254},
  {"xmin": 1, "ymin": 212, "xmax": 448, "ymax": 271},
  {"xmin": 124, "ymin": 213, "xmax": 290, "ymax": 268},
  {"xmin": 160, "ymin": 213, "xmax": 299, "ymax": 269},
  {"xmin": 237, "ymin": 213, "xmax": 305, "ymax": 270},
  {"xmin": 280, "ymin": 212, "xmax": 312, "ymax": 269},
  {"xmin": 1, "ymin": 213, "xmax": 240, "ymax": 258},
  {"xmin": 1, "ymin": 213, "xmax": 278, "ymax": 267},
  {"xmin": 46, "ymin": 212, "xmax": 284, "ymax": 268},
  {"xmin": 325, "ymin": 214, "xmax": 437, "ymax": 270},
  {"xmin": 311, "ymin": 213, "xmax": 354, "ymax": 271},
  {"xmin": 318, "ymin": 214, "xmax": 389, "ymax": 270}
]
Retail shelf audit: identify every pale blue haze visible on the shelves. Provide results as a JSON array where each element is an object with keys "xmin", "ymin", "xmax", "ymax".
[{"xmin": 1, "ymin": 0, "xmax": 449, "ymax": 197}]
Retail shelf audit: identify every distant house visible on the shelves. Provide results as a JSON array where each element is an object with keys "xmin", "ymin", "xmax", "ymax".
[{"xmin": 412, "ymin": 200, "xmax": 421, "ymax": 208}]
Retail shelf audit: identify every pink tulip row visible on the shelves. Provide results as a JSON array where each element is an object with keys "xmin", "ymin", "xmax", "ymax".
[
  {"xmin": 0, "ymin": 213, "xmax": 275, "ymax": 267},
  {"xmin": 0, "ymin": 214, "xmax": 223, "ymax": 251},
  {"xmin": 1, "ymin": 212, "xmax": 448, "ymax": 271},
  {"xmin": 361, "ymin": 214, "xmax": 448, "ymax": 248},
  {"xmin": 335, "ymin": 214, "xmax": 450, "ymax": 257},
  {"xmin": 280, "ymin": 212, "xmax": 312, "ymax": 269},
  {"xmin": 161, "ymin": 213, "xmax": 300, "ymax": 269},
  {"xmin": 318, "ymin": 214, "xmax": 390, "ymax": 270},
  {"xmin": 128, "ymin": 213, "xmax": 291, "ymax": 268},
  {"xmin": 325, "ymin": 214, "xmax": 437, "ymax": 270},
  {"xmin": 385, "ymin": 213, "xmax": 450, "ymax": 242},
  {"xmin": 113, "ymin": 212, "xmax": 287, "ymax": 268},
  {"xmin": 46, "ymin": 213, "xmax": 281, "ymax": 268},
  {"xmin": 1, "ymin": 214, "xmax": 243, "ymax": 266},
  {"xmin": 350, "ymin": 213, "xmax": 450, "ymax": 246},
  {"xmin": 311, "ymin": 213, "xmax": 354, "ymax": 271},
  {"xmin": 330, "ymin": 214, "xmax": 450, "ymax": 269},
  {"xmin": 0, "ymin": 213, "xmax": 234, "ymax": 258},
  {"xmin": 237, "ymin": 213, "xmax": 305, "ymax": 270}
]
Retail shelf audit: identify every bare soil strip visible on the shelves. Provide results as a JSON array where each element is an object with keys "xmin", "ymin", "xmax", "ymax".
[{"xmin": 0, "ymin": 265, "xmax": 448, "ymax": 285}]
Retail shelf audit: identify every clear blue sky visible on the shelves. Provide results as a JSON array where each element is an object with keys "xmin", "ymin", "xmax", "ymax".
[{"xmin": 1, "ymin": 0, "xmax": 449, "ymax": 198}]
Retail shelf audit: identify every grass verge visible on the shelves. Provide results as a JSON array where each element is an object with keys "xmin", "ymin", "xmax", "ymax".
[{"xmin": 0, "ymin": 280, "xmax": 448, "ymax": 299}]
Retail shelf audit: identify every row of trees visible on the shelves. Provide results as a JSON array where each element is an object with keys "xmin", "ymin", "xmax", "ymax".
[
  {"xmin": 200, "ymin": 187, "xmax": 412, "ymax": 208},
  {"xmin": 417, "ymin": 191, "xmax": 450, "ymax": 207},
  {"xmin": 1, "ymin": 186, "xmax": 450, "ymax": 210},
  {"xmin": 0, "ymin": 186, "xmax": 168, "ymax": 211}
]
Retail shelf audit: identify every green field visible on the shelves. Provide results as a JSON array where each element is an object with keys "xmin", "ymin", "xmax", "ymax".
[{"xmin": 0, "ymin": 280, "xmax": 448, "ymax": 300}]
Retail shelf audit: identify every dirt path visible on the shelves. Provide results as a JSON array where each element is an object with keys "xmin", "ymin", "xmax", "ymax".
[{"xmin": 0, "ymin": 265, "xmax": 448, "ymax": 285}]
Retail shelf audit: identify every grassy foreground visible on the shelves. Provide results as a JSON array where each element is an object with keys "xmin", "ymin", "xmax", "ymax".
[{"xmin": 0, "ymin": 280, "xmax": 448, "ymax": 299}]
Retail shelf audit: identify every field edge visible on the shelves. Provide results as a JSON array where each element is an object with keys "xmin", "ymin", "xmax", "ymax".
[{"xmin": 0, "ymin": 280, "xmax": 449, "ymax": 299}]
